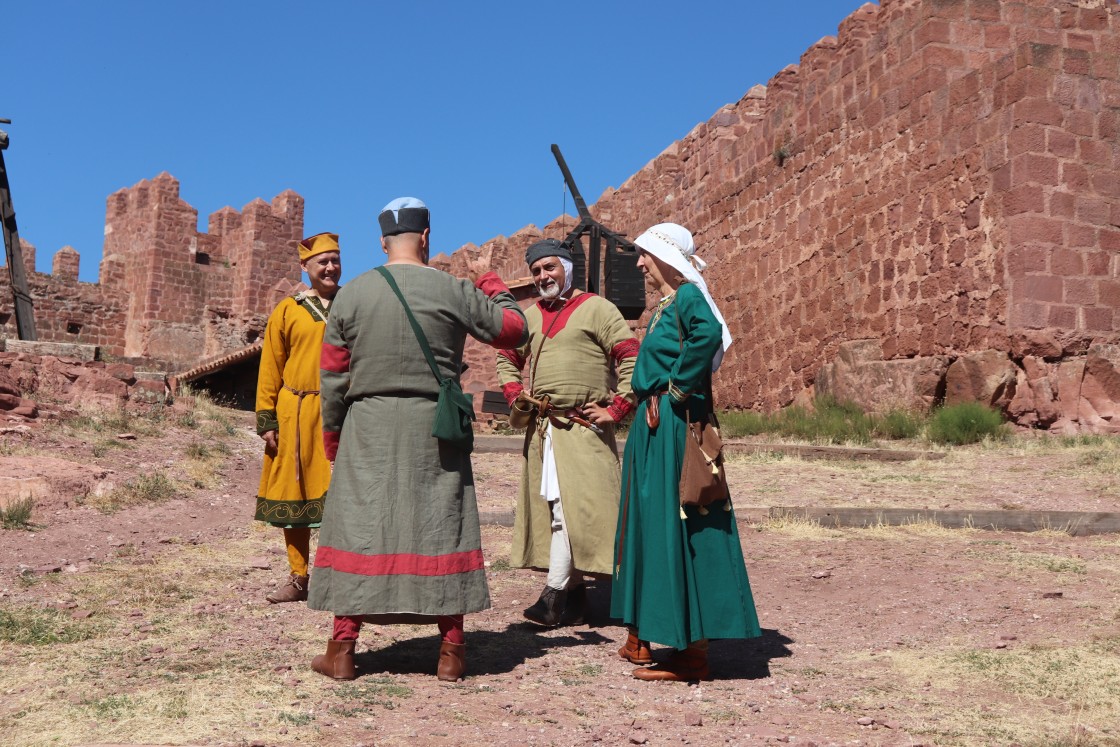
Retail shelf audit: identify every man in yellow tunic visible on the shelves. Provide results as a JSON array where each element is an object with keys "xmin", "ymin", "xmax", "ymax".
[
  {"xmin": 255, "ymin": 232, "xmax": 341, "ymax": 603},
  {"xmin": 497, "ymin": 238, "xmax": 639, "ymax": 626}
]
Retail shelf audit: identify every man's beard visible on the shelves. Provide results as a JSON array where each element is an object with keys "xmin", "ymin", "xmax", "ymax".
[{"xmin": 537, "ymin": 280, "xmax": 562, "ymax": 300}]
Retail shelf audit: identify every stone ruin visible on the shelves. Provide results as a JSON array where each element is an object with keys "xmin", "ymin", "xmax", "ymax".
[
  {"xmin": 442, "ymin": 0, "xmax": 1120, "ymax": 434},
  {"xmin": 0, "ymin": 171, "xmax": 304, "ymax": 369},
  {"xmin": 2, "ymin": 0, "xmax": 1119, "ymax": 433}
]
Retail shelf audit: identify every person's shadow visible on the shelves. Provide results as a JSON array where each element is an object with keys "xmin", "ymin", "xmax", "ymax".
[{"xmin": 352, "ymin": 579, "xmax": 792, "ymax": 680}]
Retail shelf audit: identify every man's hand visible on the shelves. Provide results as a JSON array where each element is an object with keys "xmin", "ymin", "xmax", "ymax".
[
  {"xmin": 262, "ymin": 429, "xmax": 279, "ymax": 456},
  {"xmin": 466, "ymin": 245, "xmax": 494, "ymax": 284},
  {"xmin": 581, "ymin": 401, "xmax": 618, "ymax": 426}
]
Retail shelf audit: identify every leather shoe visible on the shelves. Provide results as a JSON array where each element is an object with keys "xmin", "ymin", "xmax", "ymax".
[
  {"xmin": 437, "ymin": 641, "xmax": 466, "ymax": 681},
  {"xmin": 560, "ymin": 584, "xmax": 587, "ymax": 626},
  {"xmin": 311, "ymin": 639, "xmax": 356, "ymax": 680},
  {"xmin": 632, "ymin": 646, "xmax": 709, "ymax": 682},
  {"xmin": 523, "ymin": 585, "xmax": 566, "ymax": 626},
  {"xmin": 617, "ymin": 631, "xmax": 652, "ymax": 665},
  {"xmin": 266, "ymin": 573, "xmax": 309, "ymax": 604}
]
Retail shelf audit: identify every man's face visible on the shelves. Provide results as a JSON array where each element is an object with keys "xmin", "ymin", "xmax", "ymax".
[
  {"xmin": 530, "ymin": 256, "xmax": 566, "ymax": 300},
  {"xmin": 302, "ymin": 251, "xmax": 342, "ymax": 296}
]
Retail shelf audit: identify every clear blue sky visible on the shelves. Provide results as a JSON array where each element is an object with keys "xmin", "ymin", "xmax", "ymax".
[{"xmin": 7, "ymin": 1, "xmax": 866, "ymax": 284}]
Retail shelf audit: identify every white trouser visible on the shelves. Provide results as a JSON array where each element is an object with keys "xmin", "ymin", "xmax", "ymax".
[{"xmin": 540, "ymin": 423, "xmax": 576, "ymax": 590}]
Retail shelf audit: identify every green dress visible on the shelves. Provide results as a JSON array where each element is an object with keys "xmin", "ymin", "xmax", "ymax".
[{"xmin": 610, "ymin": 282, "xmax": 761, "ymax": 650}]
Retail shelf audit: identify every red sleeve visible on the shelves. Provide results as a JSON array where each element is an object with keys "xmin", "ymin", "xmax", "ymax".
[
  {"xmin": 607, "ymin": 395, "xmax": 635, "ymax": 422},
  {"xmin": 502, "ymin": 382, "xmax": 525, "ymax": 406},
  {"xmin": 611, "ymin": 338, "xmax": 639, "ymax": 362},
  {"xmin": 475, "ymin": 271, "xmax": 510, "ymax": 298},
  {"xmin": 323, "ymin": 430, "xmax": 340, "ymax": 462},
  {"xmin": 320, "ymin": 342, "xmax": 351, "ymax": 373},
  {"xmin": 489, "ymin": 309, "xmax": 527, "ymax": 349}
]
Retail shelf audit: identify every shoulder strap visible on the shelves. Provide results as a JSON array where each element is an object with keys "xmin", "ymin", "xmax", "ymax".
[{"xmin": 375, "ymin": 266, "xmax": 446, "ymax": 385}]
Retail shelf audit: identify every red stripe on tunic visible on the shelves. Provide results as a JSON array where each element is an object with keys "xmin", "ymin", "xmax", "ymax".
[
  {"xmin": 320, "ymin": 342, "xmax": 351, "ymax": 373},
  {"xmin": 489, "ymin": 309, "xmax": 527, "ymax": 349},
  {"xmin": 538, "ymin": 293, "xmax": 595, "ymax": 338},
  {"xmin": 611, "ymin": 338, "xmax": 640, "ymax": 361},
  {"xmin": 323, "ymin": 430, "xmax": 340, "ymax": 462},
  {"xmin": 314, "ymin": 546, "xmax": 486, "ymax": 577}
]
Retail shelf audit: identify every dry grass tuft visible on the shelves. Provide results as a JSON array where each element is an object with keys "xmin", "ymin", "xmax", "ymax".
[{"xmin": 757, "ymin": 512, "xmax": 845, "ymax": 540}]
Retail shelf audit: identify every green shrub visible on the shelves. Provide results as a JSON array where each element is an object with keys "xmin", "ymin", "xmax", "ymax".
[
  {"xmin": 719, "ymin": 410, "xmax": 771, "ymax": 437},
  {"xmin": 0, "ymin": 495, "xmax": 35, "ymax": 530},
  {"xmin": 926, "ymin": 402, "xmax": 1006, "ymax": 445},
  {"xmin": 872, "ymin": 409, "xmax": 923, "ymax": 440}
]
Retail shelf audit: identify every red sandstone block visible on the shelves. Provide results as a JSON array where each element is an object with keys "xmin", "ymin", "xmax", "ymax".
[
  {"xmin": 1064, "ymin": 277, "xmax": 1098, "ymax": 306},
  {"xmin": 1050, "ymin": 248, "xmax": 1086, "ymax": 276},
  {"xmin": 1007, "ymin": 245, "xmax": 1049, "ymax": 277},
  {"xmin": 1080, "ymin": 139, "xmax": 1116, "ymax": 168},
  {"xmin": 1065, "ymin": 109, "xmax": 1097, "ymax": 137},
  {"xmin": 913, "ymin": 18, "xmax": 952, "ymax": 47},
  {"xmin": 1048, "ymin": 305, "xmax": 1077, "ymax": 328},
  {"xmin": 1009, "ymin": 216, "xmax": 1065, "ymax": 247},
  {"xmin": 1091, "ymin": 171, "xmax": 1120, "ymax": 199},
  {"xmin": 1084, "ymin": 306, "xmax": 1114, "ymax": 332},
  {"xmin": 971, "ymin": 0, "xmax": 1002, "ymax": 22},
  {"xmin": 1098, "ymin": 280, "xmax": 1120, "ymax": 307},
  {"xmin": 1013, "ymin": 153, "xmax": 1061, "ymax": 186},
  {"xmin": 1047, "ymin": 129, "xmax": 1078, "ymax": 158},
  {"xmin": 984, "ymin": 23, "xmax": 1011, "ymax": 49},
  {"xmin": 1062, "ymin": 162, "xmax": 1092, "ymax": 192},
  {"xmin": 1078, "ymin": 196, "xmax": 1112, "ymax": 226},
  {"xmin": 1049, "ymin": 191, "xmax": 1077, "ymax": 218},
  {"xmin": 1065, "ymin": 32, "xmax": 1098, "ymax": 54},
  {"xmin": 1063, "ymin": 48, "xmax": 1093, "ymax": 76},
  {"xmin": 1013, "ymin": 98, "xmax": 1065, "ymax": 127},
  {"xmin": 1011, "ymin": 301, "xmax": 1049, "ymax": 330},
  {"xmin": 1024, "ymin": 275, "xmax": 1064, "ymax": 303},
  {"xmin": 1086, "ymin": 252, "xmax": 1111, "ymax": 276},
  {"xmin": 1068, "ymin": 222, "xmax": 1098, "ymax": 249},
  {"xmin": 1101, "ymin": 229, "xmax": 1120, "ymax": 252},
  {"xmin": 1002, "ymin": 184, "xmax": 1045, "ymax": 215}
]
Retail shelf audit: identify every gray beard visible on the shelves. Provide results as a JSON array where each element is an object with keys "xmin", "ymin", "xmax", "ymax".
[{"xmin": 537, "ymin": 283, "xmax": 561, "ymax": 300}]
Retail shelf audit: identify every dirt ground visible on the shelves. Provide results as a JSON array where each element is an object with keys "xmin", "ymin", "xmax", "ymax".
[{"xmin": 1, "ymin": 399, "xmax": 1119, "ymax": 747}]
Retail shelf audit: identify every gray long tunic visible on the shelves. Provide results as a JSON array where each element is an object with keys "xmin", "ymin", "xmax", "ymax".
[{"xmin": 309, "ymin": 266, "xmax": 526, "ymax": 617}]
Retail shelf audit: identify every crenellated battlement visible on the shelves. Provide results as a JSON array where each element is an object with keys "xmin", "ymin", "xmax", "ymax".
[{"xmin": 2, "ymin": 174, "xmax": 304, "ymax": 366}]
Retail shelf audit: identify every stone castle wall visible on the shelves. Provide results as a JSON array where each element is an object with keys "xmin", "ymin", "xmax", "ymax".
[
  {"xmin": 1, "ymin": 173, "xmax": 304, "ymax": 368},
  {"xmin": 447, "ymin": 0, "xmax": 1120, "ymax": 430}
]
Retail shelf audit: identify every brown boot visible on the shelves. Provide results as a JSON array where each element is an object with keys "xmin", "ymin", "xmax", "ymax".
[
  {"xmin": 311, "ymin": 639, "xmax": 357, "ymax": 680},
  {"xmin": 617, "ymin": 630, "xmax": 653, "ymax": 665},
  {"xmin": 437, "ymin": 640, "xmax": 466, "ymax": 682},
  {"xmin": 632, "ymin": 645, "xmax": 710, "ymax": 682},
  {"xmin": 266, "ymin": 573, "xmax": 309, "ymax": 604}
]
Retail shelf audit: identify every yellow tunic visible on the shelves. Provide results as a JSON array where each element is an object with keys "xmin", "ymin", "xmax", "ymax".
[{"xmin": 255, "ymin": 294, "xmax": 331, "ymax": 526}]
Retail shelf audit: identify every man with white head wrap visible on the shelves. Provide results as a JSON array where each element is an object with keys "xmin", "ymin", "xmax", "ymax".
[{"xmin": 497, "ymin": 238, "xmax": 639, "ymax": 627}]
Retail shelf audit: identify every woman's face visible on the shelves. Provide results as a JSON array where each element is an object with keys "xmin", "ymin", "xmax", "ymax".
[{"xmin": 637, "ymin": 250, "xmax": 677, "ymax": 292}]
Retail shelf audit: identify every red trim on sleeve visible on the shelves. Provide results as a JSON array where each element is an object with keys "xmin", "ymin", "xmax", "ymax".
[
  {"xmin": 611, "ymin": 338, "xmax": 640, "ymax": 361},
  {"xmin": 489, "ymin": 309, "xmax": 527, "ymax": 349},
  {"xmin": 320, "ymin": 342, "xmax": 351, "ymax": 373},
  {"xmin": 323, "ymin": 430, "xmax": 340, "ymax": 462},
  {"xmin": 607, "ymin": 395, "xmax": 635, "ymax": 422},
  {"xmin": 498, "ymin": 348, "xmax": 525, "ymax": 370},
  {"xmin": 502, "ymin": 382, "xmax": 524, "ymax": 406},
  {"xmin": 476, "ymin": 272, "xmax": 510, "ymax": 298},
  {"xmin": 314, "ymin": 546, "xmax": 486, "ymax": 577}
]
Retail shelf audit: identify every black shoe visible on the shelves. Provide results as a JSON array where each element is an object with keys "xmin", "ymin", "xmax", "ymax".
[
  {"xmin": 560, "ymin": 584, "xmax": 586, "ymax": 626},
  {"xmin": 523, "ymin": 585, "xmax": 566, "ymax": 626}
]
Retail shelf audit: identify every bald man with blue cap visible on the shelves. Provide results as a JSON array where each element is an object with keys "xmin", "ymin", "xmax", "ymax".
[{"xmin": 308, "ymin": 197, "xmax": 529, "ymax": 683}]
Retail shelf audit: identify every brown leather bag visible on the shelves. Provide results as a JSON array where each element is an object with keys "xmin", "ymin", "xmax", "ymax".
[
  {"xmin": 679, "ymin": 410, "xmax": 729, "ymax": 507},
  {"xmin": 670, "ymin": 302, "xmax": 728, "ymax": 508}
]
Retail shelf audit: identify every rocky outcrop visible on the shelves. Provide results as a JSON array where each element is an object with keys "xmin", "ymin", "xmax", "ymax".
[
  {"xmin": 816, "ymin": 340, "xmax": 1120, "ymax": 434},
  {"xmin": 0, "ymin": 352, "xmax": 169, "ymax": 421}
]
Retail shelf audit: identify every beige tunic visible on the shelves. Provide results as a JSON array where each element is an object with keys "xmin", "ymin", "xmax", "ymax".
[{"xmin": 496, "ymin": 292, "xmax": 638, "ymax": 576}]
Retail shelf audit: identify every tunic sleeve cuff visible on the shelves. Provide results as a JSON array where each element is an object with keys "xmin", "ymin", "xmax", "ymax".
[
  {"xmin": 668, "ymin": 381, "xmax": 689, "ymax": 403},
  {"xmin": 476, "ymin": 272, "xmax": 510, "ymax": 298},
  {"xmin": 256, "ymin": 409, "xmax": 279, "ymax": 435},
  {"xmin": 607, "ymin": 395, "xmax": 634, "ymax": 422}
]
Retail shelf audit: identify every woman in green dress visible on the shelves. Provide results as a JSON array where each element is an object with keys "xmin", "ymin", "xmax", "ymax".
[{"xmin": 611, "ymin": 222, "xmax": 761, "ymax": 681}]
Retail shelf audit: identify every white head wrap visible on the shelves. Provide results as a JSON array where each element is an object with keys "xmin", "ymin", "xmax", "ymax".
[
  {"xmin": 634, "ymin": 223, "xmax": 732, "ymax": 371},
  {"xmin": 558, "ymin": 257, "xmax": 574, "ymax": 296}
]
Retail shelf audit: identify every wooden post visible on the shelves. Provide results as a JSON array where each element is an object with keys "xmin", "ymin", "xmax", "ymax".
[{"xmin": 0, "ymin": 121, "xmax": 37, "ymax": 341}]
